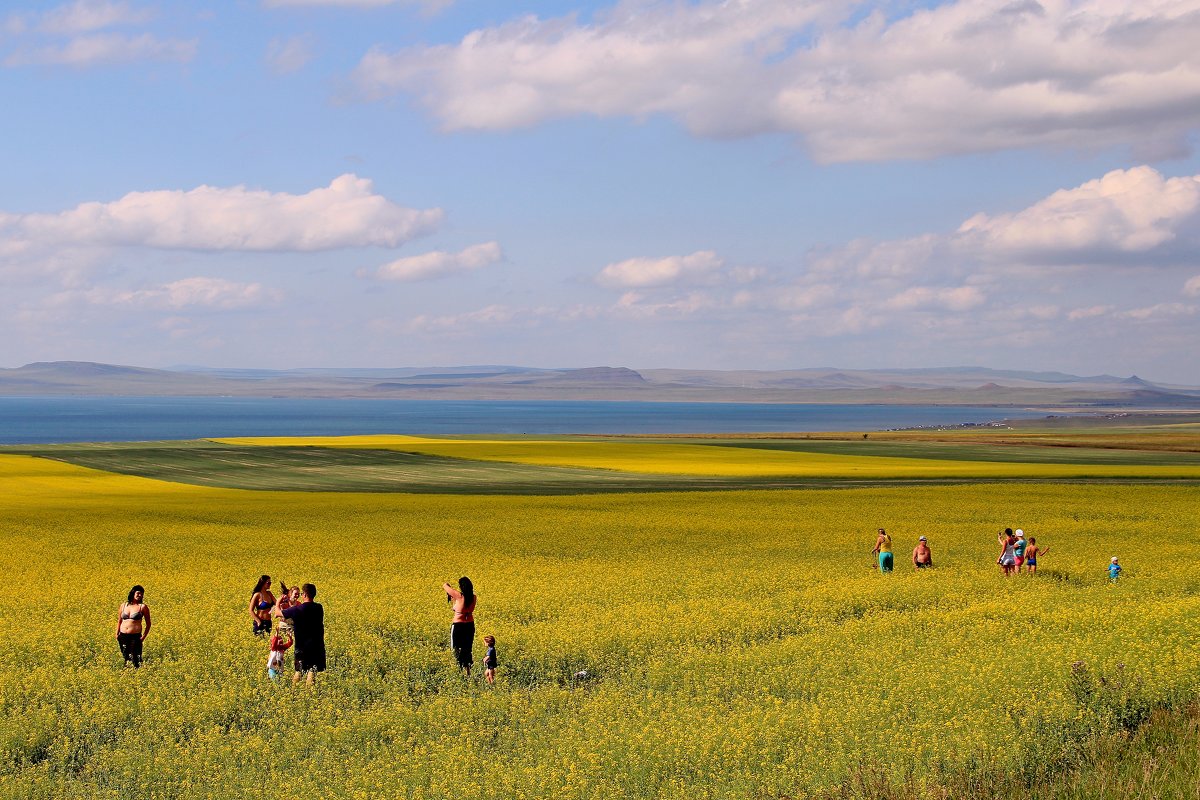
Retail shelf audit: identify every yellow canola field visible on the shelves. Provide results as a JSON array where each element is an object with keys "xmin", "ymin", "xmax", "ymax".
[
  {"xmin": 3, "ymin": 451, "xmax": 1200, "ymax": 799},
  {"xmin": 0, "ymin": 453, "xmax": 214, "ymax": 502},
  {"xmin": 215, "ymin": 434, "xmax": 1200, "ymax": 479}
]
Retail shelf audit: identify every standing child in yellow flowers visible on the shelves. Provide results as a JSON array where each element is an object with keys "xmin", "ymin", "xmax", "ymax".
[
  {"xmin": 267, "ymin": 622, "xmax": 293, "ymax": 681},
  {"xmin": 872, "ymin": 529, "xmax": 893, "ymax": 573},
  {"xmin": 482, "ymin": 635, "xmax": 498, "ymax": 685},
  {"xmin": 1109, "ymin": 557, "xmax": 1123, "ymax": 582},
  {"xmin": 1024, "ymin": 538, "xmax": 1049, "ymax": 574}
]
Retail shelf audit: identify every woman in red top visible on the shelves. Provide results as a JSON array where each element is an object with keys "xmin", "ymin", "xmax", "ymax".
[{"xmin": 443, "ymin": 576, "xmax": 476, "ymax": 677}]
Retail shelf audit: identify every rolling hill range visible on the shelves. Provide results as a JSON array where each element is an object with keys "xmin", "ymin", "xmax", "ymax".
[{"xmin": 1, "ymin": 361, "xmax": 1198, "ymax": 407}]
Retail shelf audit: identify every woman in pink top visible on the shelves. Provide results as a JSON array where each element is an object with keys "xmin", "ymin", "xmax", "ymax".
[{"xmin": 443, "ymin": 576, "xmax": 476, "ymax": 677}]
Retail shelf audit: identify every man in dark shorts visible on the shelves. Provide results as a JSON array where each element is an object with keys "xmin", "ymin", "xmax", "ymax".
[{"xmin": 281, "ymin": 583, "xmax": 325, "ymax": 686}]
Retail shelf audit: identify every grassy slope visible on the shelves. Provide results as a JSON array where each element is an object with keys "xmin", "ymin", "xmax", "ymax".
[{"xmin": 7, "ymin": 432, "xmax": 1200, "ymax": 492}]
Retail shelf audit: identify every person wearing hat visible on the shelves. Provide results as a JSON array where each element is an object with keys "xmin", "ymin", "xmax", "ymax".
[
  {"xmin": 1013, "ymin": 530, "xmax": 1028, "ymax": 570},
  {"xmin": 1108, "ymin": 557, "xmax": 1122, "ymax": 582},
  {"xmin": 912, "ymin": 535, "xmax": 933, "ymax": 569}
]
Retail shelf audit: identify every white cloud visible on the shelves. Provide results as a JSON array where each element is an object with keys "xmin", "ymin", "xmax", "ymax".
[
  {"xmin": 597, "ymin": 250, "xmax": 724, "ymax": 289},
  {"xmin": 1, "ymin": 174, "xmax": 443, "ymax": 254},
  {"xmin": 369, "ymin": 241, "xmax": 501, "ymax": 282},
  {"xmin": 265, "ymin": 35, "xmax": 315, "ymax": 75},
  {"xmin": 3, "ymin": 2, "xmax": 194, "ymax": 68},
  {"xmin": 810, "ymin": 167, "xmax": 1200, "ymax": 286},
  {"xmin": 884, "ymin": 285, "xmax": 986, "ymax": 312},
  {"xmin": 353, "ymin": 0, "xmax": 1200, "ymax": 162},
  {"xmin": 405, "ymin": 304, "xmax": 521, "ymax": 333},
  {"xmin": 103, "ymin": 277, "xmax": 280, "ymax": 310},
  {"xmin": 959, "ymin": 167, "xmax": 1200, "ymax": 258},
  {"xmin": 6, "ymin": 31, "xmax": 196, "ymax": 66},
  {"xmin": 5, "ymin": 1, "xmax": 151, "ymax": 36},
  {"xmin": 1116, "ymin": 302, "xmax": 1197, "ymax": 321},
  {"xmin": 1067, "ymin": 305, "xmax": 1113, "ymax": 321},
  {"xmin": 773, "ymin": 283, "xmax": 838, "ymax": 312},
  {"xmin": 264, "ymin": 0, "xmax": 453, "ymax": 10},
  {"xmin": 613, "ymin": 290, "xmax": 716, "ymax": 318},
  {"xmin": 600, "ymin": 165, "xmax": 1200, "ymax": 355},
  {"xmin": 36, "ymin": 1, "xmax": 152, "ymax": 35}
]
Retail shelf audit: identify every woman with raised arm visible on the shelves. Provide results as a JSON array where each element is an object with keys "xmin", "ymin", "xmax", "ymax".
[
  {"xmin": 115, "ymin": 585, "xmax": 151, "ymax": 668},
  {"xmin": 443, "ymin": 576, "xmax": 477, "ymax": 677},
  {"xmin": 249, "ymin": 575, "xmax": 275, "ymax": 636}
]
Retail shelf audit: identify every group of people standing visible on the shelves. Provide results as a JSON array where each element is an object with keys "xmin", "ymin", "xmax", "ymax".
[
  {"xmin": 242, "ymin": 574, "xmax": 497, "ymax": 685},
  {"xmin": 871, "ymin": 527, "xmax": 1052, "ymax": 576},
  {"xmin": 872, "ymin": 526, "xmax": 1121, "ymax": 581},
  {"xmin": 996, "ymin": 528, "xmax": 1049, "ymax": 577},
  {"xmin": 115, "ymin": 575, "xmax": 499, "ymax": 680},
  {"xmin": 443, "ymin": 576, "xmax": 498, "ymax": 684},
  {"xmin": 249, "ymin": 576, "xmax": 326, "ymax": 685}
]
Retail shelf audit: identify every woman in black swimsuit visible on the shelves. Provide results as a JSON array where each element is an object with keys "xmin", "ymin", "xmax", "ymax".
[{"xmin": 115, "ymin": 585, "xmax": 151, "ymax": 668}]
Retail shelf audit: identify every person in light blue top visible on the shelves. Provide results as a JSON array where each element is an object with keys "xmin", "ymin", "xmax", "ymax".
[
  {"xmin": 1013, "ymin": 530, "xmax": 1028, "ymax": 569},
  {"xmin": 1108, "ymin": 557, "xmax": 1122, "ymax": 582}
]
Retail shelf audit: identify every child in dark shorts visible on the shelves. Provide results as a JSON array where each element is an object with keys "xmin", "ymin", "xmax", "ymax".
[{"xmin": 483, "ymin": 635, "xmax": 498, "ymax": 685}]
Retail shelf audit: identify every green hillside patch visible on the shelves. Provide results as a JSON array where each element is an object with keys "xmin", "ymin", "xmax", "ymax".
[
  {"xmin": 6, "ymin": 437, "xmax": 1200, "ymax": 493},
  {"xmin": 702, "ymin": 438, "xmax": 1200, "ymax": 465}
]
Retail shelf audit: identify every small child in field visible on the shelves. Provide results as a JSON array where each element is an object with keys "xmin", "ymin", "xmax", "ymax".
[
  {"xmin": 1024, "ymin": 538, "xmax": 1048, "ymax": 574},
  {"xmin": 267, "ymin": 622, "xmax": 293, "ymax": 680},
  {"xmin": 482, "ymin": 635, "xmax": 498, "ymax": 685},
  {"xmin": 1108, "ymin": 557, "xmax": 1122, "ymax": 582}
]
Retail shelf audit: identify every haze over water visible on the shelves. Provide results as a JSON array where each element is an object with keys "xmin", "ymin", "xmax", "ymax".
[{"xmin": 0, "ymin": 397, "xmax": 1050, "ymax": 445}]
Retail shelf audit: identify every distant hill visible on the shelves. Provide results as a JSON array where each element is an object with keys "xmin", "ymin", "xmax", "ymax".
[{"xmin": 1, "ymin": 361, "xmax": 1198, "ymax": 408}]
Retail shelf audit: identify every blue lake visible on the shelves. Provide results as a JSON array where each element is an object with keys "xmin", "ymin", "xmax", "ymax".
[{"xmin": 0, "ymin": 396, "xmax": 1052, "ymax": 444}]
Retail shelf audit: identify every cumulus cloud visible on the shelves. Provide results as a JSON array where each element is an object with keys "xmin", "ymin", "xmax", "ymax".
[
  {"xmin": 368, "ymin": 241, "xmax": 501, "ymax": 282},
  {"xmin": 958, "ymin": 167, "xmax": 1200, "ymax": 259},
  {"xmin": 598, "ymin": 164, "xmax": 1200, "ymax": 358},
  {"xmin": 265, "ymin": 35, "xmax": 315, "ymax": 75},
  {"xmin": 0, "ymin": 174, "xmax": 443, "ymax": 254},
  {"xmin": 597, "ymin": 250, "xmax": 724, "ymax": 289},
  {"xmin": 811, "ymin": 167, "xmax": 1200, "ymax": 286},
  {"xmin": 353, "ymin": 0, "xmax": 1200, "ymax": 162}
]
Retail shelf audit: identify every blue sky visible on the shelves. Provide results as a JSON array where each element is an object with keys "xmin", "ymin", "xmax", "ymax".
[{"xmin": 2, "ymin": 0, "xmax": 1200, "ymax": 383}]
